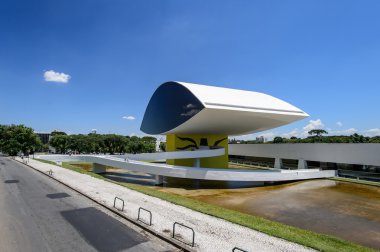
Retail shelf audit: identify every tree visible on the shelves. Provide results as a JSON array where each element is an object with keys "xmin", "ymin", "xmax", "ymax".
[
  {"xmin": 141, "ymin": 136, "xmax": 156, "ymax": 143},
  {"xmin": 308, "ymin": 129, "xmax": 328, "ymax": 137},
  {"xmin": 0, "ymin": 125, "xmax": 7, "ymax": 147},
  {"xmin": 51, "ymin": 130, "xmax": 67, "ymax": 136},
  {"xmin": 143, "ymin": 142, "xmax": 156, "ymax": 153},
  {"xmin": 273, "ymin": 137, "xmax": 284, "ymax": 143},
  {"xmin": 370, "ymin": 136, "xmax": 380, "ymax": 143},
  {"xmin": 128, "ymin": 140, "xmax": 145, "ymax": 154},
  {"xmin": 102, "ymin": 134, "xmax": 126, "ymax": 154},
  {"xmin": 159, "ymin": 142, "xmax": 166, "ymax": 152},
  {"xmin": 350, "ymin": 133, "xmax": 369, "ymax": 143},
  {"xmin": 0, "ymin": 124, "xmax": 42, "ymax": 155},
  {"xmin": 49, "ymin": 134, "xmax": 69, "ymax": 153}
]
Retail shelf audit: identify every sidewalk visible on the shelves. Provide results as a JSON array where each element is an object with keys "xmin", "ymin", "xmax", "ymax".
[{"xmin": 17, "ymin": 157, "xmax": 313, "ymax": 252}]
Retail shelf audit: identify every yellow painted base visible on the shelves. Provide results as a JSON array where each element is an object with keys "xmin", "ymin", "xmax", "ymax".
[{"xmin": 166, "ymin": 134, "xmax": 228, "ymax": 168}]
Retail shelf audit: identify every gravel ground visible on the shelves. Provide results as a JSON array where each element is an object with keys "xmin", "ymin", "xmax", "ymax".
[{"xmin": 18, "ymin": 157, "xmax": 314, "ymax": 252}]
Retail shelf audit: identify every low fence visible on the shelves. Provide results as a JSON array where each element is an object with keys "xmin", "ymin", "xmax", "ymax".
[{"xmin": 112, "ymin": 196, "xmax": 248, "ymax": 251}]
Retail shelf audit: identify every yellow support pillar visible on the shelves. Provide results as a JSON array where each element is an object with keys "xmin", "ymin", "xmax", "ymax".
[{"xmin": 166, "ymin": 134, "xmax": 228, "ymax": 168}]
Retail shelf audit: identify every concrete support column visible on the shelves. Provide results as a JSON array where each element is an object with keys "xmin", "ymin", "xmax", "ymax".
[
  {"xmin": 274, "ymin": 158, "xmax": 283, "ymax": 169},
  {"xmin": 92, "ymin": 163, "xmax": 107, "ymax": 174},
  {"xmin": 298, "ymin": 159, "xmax": 308, "ymax": 170},
  {"xmin": 194, "ymin": 158, "xmax": 200, "ymax": 168},
  {"xmin": 154, "ymin": 175, "xmax": 164, "ymax": 185}
]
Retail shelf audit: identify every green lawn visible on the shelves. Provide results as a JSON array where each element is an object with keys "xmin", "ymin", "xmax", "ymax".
[{"xmin": 34, "ymin": 159, "xmax": 375, "ymax": 252}]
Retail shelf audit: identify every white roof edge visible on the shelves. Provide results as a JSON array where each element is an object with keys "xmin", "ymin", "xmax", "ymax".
[{"xmin": 175, "ymin": 81, "xmax": 308, "ymax": 116}]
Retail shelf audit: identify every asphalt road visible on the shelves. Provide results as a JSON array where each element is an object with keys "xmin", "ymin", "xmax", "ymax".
[{"xmin": 0, "ymin": 156, "xmax": 177, "ymax": 252}]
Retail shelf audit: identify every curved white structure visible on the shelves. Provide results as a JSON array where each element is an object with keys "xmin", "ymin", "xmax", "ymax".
[
  {"xmin": 113, "ymin": 147, "xmax": 225, "ymax": 161},
  {"xmin": 141, "ymin": 81, "xmax": 309, "ymax": 135},
  {"xmin": 37, "ymin": 82, "xmax": 327, "ymax": 183},
  {"xmin": 36, "ymin": 152, "xmax": 335, "ymax": 182}
]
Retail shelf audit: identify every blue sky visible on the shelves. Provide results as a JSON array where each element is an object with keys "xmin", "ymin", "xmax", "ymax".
[{"xmin": 1, "ymin": 0, "xmax": 379, "ymax": 139}]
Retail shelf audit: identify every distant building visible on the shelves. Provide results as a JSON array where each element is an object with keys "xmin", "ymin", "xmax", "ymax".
[
  {"xmin": 256, "ymin": 136, "xmax": 266, "ymax": 143},
  {"xmin": 36, "ymin": 132, "xmax": 51, "ymax": 145}
]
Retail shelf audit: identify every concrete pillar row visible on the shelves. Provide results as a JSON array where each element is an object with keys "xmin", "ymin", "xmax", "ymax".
[
  {"xmin": 298, "ymin": 159, "xmax": 308, "ymax": 170},
  {"xmin": 194, "ymin": 158, "xmax": 200, "ymax": 168},
  {"xmin": 274, "ymin": 158, "xmax": 283, "ymax": 169},
  {"xmin": 154, "ymin": 175, "xmax": 164, "ymax": 185}
]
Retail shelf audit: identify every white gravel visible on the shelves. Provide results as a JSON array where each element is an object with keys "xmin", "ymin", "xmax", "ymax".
[{"xmin": 20, "ymin": 158, "xmax": 314, "ymax": 252}]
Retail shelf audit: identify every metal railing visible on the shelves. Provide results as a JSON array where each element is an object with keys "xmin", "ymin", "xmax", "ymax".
[
  {"xmin": 21, "ymin": 155, "xmax": 30, "ymax": 164},
  {"xmin": 172, "ymin": 222, "xmax": 195, "ymax": 247},
  {"xmin": 232, "ymin": 247, "xmax": 248, "ymax": 252},
  {"xmin": 137, "ymin": 207, "xmax": 152, "ymax": 226},
  {"xmin": 113, "ymin": 197, "xmax": 125, "ymax": 211}
]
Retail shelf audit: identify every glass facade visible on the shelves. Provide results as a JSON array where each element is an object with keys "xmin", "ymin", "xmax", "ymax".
[{"xmin": 140, "ymin": 82, "xmax": 205, "ymax": 134}]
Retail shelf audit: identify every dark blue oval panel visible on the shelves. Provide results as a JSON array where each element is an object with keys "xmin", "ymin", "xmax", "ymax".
[{"xmin": 140, "ymin": 82, "xmax": 205, "ymax": 134}]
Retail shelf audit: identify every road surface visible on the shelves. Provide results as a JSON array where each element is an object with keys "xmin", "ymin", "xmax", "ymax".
[{"xmin": 0, "ymin": 156, "xmax": 178, "ymax": 252}]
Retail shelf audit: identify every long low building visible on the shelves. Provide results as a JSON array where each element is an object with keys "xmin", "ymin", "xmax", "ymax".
[{"xmin": 228, "ymin": 143, "xmax": 380, "ymax": 167}]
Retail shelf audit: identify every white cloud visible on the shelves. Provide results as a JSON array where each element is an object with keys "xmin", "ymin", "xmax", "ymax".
[
  {"xmin": 363, "ymin": 128, "xmax": 380, "ymax": 137},
  {"xmin": 281, "ymin": 128, "xmax": 300, "ymax": 139},
  {"xmin": 44, "ymin": 70, "xmax": 70, "ymax": 83},
  {"xmin": 336, "ymin": 121, "xmax": 343, "ymax": 127},
  {"xmin": 303, "ymin": 119, "xmax": 324, "ymax": 132},
  {"xmin": 330, "ymin": 128, "xmax": 357, "ymax": 135},
  {"xmin": 122, "ymin": 116, "xmax": 136, "ymax": 120},
  {"xmin": 294, "ymin": 119, "xmax": 325, "ymax": 138},
  {"xmin": 280, "ymin": 120, "xmax": 326, "ymax": 139}
]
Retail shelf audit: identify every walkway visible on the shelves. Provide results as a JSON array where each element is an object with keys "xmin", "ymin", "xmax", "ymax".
[
  {"xmin": 36, "ymin": 152, "xmax": 336, "ymax": 182},
  {"xmin": 17, "ymin": 157, "xmax": 313, "ymax": 252}
]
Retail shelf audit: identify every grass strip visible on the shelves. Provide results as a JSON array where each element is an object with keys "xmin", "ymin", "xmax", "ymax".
[{"xmin": 35, "ymin": 159, "xmax": 374, "ymax": 252}]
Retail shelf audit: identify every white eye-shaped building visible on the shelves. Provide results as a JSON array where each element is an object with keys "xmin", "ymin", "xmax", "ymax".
[
  {"xmin": 141, "ymin": 81, "xmax": 309, "ymax": 169},
  {"xmin": 38, "ymin": 81, "xmax": 336, "ymax": 182},
  {"xmin": 141, "ymin": 81, "xmax": 309, "ymax": 136}
]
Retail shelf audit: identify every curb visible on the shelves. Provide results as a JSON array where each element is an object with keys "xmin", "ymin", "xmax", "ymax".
[{"xmin": 13, "ymin": 158, "xmax": 194, "ymax": 252}]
